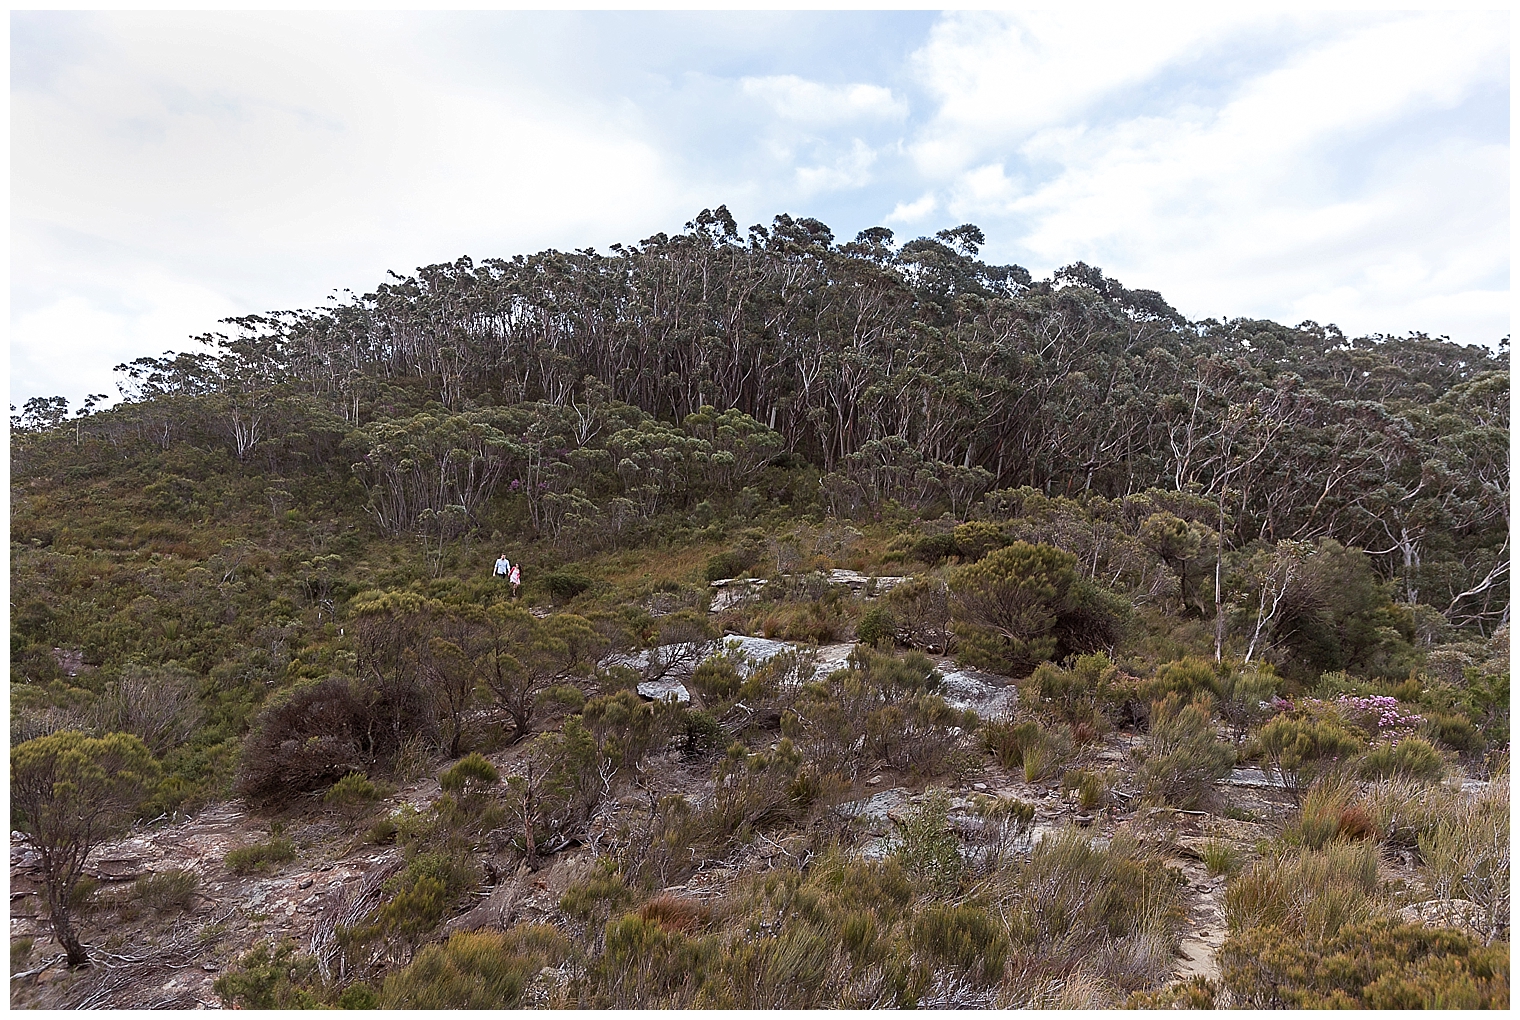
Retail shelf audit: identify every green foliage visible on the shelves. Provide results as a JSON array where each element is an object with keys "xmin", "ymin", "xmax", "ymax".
[
  {"xmin": 1000, "ymin": 830, "xmax": 1185, "ymax": 989},
  {"xmin": 224, "ymin": 837, "xmax": 297, "ymax": 875},
  {"xmin": 324, "ymin": 770, "xmax": 381, "ymax": 806},
  {"xmin": 1024, "ymin": 652, "xmax": 1115, "ymax": 731},
  {"xmin": 705, "ymin": 548, "xmax": 756, "ymax": 582},
  {"xmin": 1360, "ymin": 737, "xmax": 1445, "ymax": 782},
  {"xmin": 10, "ymin": 729, "xmax": 161, "ymax": 966},
  {"xmin": 213, "ymin": 941, "xmax": 322, "ymax": 1009},
  {"xmin": 855, "ymin": 604, "xmax": 898, "ymax": 647},
  {"xmin": 1224, "ymin": 840, "xmax": 1383, "ymax": 942},
  {"xmin": 889, "ymin": 791, "xmax": 962, "ymax": 891},
  {"xmin": 1200, "ymin": 840, "xmax": 1240, "ymax": 876},
  {"xmin": 950, "ymin": 541, "xmax": 1079, "ymax": 675},
  {"xmin": 911, "ymin": 903, "xmax": 1008, "ymax": 978},
  {"xmin": 950, "ymin": 520, "xmax": 1009, "ymax": 562},
  {"xmin": 1136, "ymin": 693, "xmax": 1234, "ymax": 808},
  {"xmin": 381, "ymin": 926, "xmax": 569, "ymax": 1008},
  {"xmin": 541, "ymin": 570, "xmax": 592, "ymax": 601},
  {"xmin": 439, "ymin": 752, "xmax": 500, "ymax": 796},
  {"xmin": 132, "ymin": 868, "xmax": 199, "ymax": 912},
  {"xmin": 1223, "ymin": 919, "xmax": 1508, "ymax": 1008},
  {"xmin": 1280, "ymin": 781, "xmax": 1374, "ymax": 850},
  {"xmin": 1253, "ymin": 711, "xmax": 1364, "ymax": 799}
]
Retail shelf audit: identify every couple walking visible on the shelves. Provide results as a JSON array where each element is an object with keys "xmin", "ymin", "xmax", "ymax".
[{"xmin": 493, "ymin": 553, "xmax": 521, "ymax": 596}]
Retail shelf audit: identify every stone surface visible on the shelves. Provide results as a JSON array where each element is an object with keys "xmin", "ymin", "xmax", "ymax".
[{"xmin": 635, "ymin": 679, "xmax": 691, "ymax": 704}]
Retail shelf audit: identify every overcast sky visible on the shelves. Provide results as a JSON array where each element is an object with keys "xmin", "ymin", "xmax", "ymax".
[{"xmin": 11, "ymin": 10, "xmax": 1510, "ymax": 408}]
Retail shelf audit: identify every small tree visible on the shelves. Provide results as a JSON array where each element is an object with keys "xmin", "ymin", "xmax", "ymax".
[
  {"xmin": 11, "ymin": 731, "xmax": 160, "ymax": 967},
  {"xmin": 950, "ymin": 541, "xmax": 1078, "ymax": 675}
]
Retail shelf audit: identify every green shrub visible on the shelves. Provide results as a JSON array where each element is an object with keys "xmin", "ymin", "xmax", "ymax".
[
  {"xmin": 224, "ymin": 838, "xmax": 297, "ymax": 875},
  {"xmin": 439, "ymin": 752, "xmax": 499, "ymax": 796},
  {"xmin": 1359, "ymin": 738, "xmax": 1445, "ymax": 782},
  {"xmin": 1136, "ymin": 694, "xmax": 1234, "ymax": 808},
  {"xmin": 950, "ymin": 542, "xmax": 1078, "ymax": 675},
  {"xmin": 213, "ymin": 941, "xmax": 321, "ymax": 1009},
  {"xmin": 1200, "ymin": 840, "xmax": 1239, "ymax": 876},
  {"xmin": 1222, "ymin": 918, "xmax": 1508, "ymax": 1008},
  {"xmin": 910, "ymin": 532, "xmax": 960, "ymax": 564},
  {"xmin": 541, "ymin": 571, "xmax": 592, "ymax": 601},
  {"xmin": 705, "ymin": 549, "xmax": 756, "ymax": 582},
  {"xmin": 950, "ymin": 521, "xmax": 1008, "ymax": 562},
  {"xmin": 1002, "ymin": 830, "xmax": 1185, "ymax": 986},
  {"xmin": 324, "ymin": 771, "xmax": 380, "ymax": 806},
  {"xmin": 1223, "ymin": 840, "xmax": 1383, "ymax": 942},
  {"xmin": 982, "ymin": 718, "xmax": 1043, "ymax": 770},
  {"xmin": 855, "ymin": 605, "xmax": 898, "ymax": 647},
  {"xmin": 1025, "ymin": 653, "xmax": 1115, "ymax": 730},
  {"xmin": 1253, "ymin": 712, "xmax": 1364, "ymax": 799},
  {"xmin": 133, "ymin": 868, "xmax": 199, "ymax": 912},
  {"xmin": 1061, "ymin": 769, "xmax": 1108, "ymax": 810},
  {"xmin": 381, "ymin": 927, "xmax": 567, "ymax": 1008},
  {"xmin": 366, "ymin": 818, "xmax": 399, "ymax": 845},
  {"xmin": 889, "ymin": 790, "xmax": 962, "ymax": 891},
  {"xmin": 911, "ymin": 903, "xmax": 1008, "ymax": 979},
  {"xmin": 1281, "ymin": 781, "xmax": 1374, "ymax": 850}
]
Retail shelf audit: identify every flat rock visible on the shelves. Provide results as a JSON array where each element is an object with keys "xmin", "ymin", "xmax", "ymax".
[{"xmin": 635, "ymin": 679, "xmax": 691, "ymax": 704}]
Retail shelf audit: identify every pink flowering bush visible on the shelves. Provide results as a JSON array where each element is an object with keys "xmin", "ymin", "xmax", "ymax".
[{"xmin": 1333, "ymin": 694, "xmax": 1423, "ymax": 745}]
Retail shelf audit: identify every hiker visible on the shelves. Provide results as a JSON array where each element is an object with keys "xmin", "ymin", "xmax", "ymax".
[
  {"xmin": 509, "ymin": 562, "xmax": 521, "ymax": 598},
  {"xmin": 494, "ymin": 553, "xmax": 511, "ymax": 580}
]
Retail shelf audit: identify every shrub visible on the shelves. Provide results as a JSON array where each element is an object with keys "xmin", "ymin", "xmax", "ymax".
[
  {"xmin": 236, "ymin": 676, "xmax": 430, "ymax": 806},
  {"xmin": 213, "ymin": 941, "xmax": 321, "ymax": 1009},
  {"xmin": 324, "ymin": 771, "xmax": 381, "ymax": 806},
  {"xmin": 889, "ymin": 791, "xmax": 962, "ymax": 891},
  {"xmin": 950, "ymin": 542, "xmax": 1078, "ymax": 676},
  {"xmin": 1222, "ymin": 918, "xmax": 1508, "ymax": 1008},
  {"xmin": 705, "ymin": 549, "xmax": 756, "ymax": 582},
  {"xmin": 1200, "ymin": 840, "xmax": 1239, "ymax": 876},
  {"xmin": 911, "ymin": 903, "xmax": 1008, "ymax": 980},
  {"xmin": 133, "ymin": 868, "xmax": 199, "ymax": 912},
  {"xmin": 855, "ymin": 605, "xmax": 898, "ymax": 647},
  {"xmin": 1223, "ymin": 840, "xmax": 1383, "ymax": 942},
  {"xmin": 381, "ymin": 927, "xmax": 566, "ymax": 1008},
  {"xmin": 950, "ymin": 521, "xmax": 1009, "ymax": 562},
  {"xmin": 1359, "ymin": 738, "xmax": 1445, "ymax": 782},
  {"xmin": 1061, "ymin": 769, "xmax": 1108, "ymax": 810},
  {"xmin": 982, "ymin": 718, "xmax": 1043, "ymax": 771},
  {"xmin": 1253, "ymin": 712, "xmax": 1364, "ymax": 799},
  {"xmin": 225, "ymin": 838, "xmax": 297, "ymax": 875},
  {"xmin": 439, "ymin": 752, "xmax": 500, "ymax": 796},
  {"xmin": 1001, "ymin": 830, "xmax": 1185, "ymax": 989},
  {"xmin": 1135, "ymin": 694, "xmax": 1234, "ymax": 808},
  {"xmin": 1025, "ymin": 653, "xmax": 1115, "ymax": 730},
  {"xmin": 541, "ymin": 570, "xmax": 592, "ymax": 601},
  {"xmin": 1281, "ymin": 781, "xmax": 1373, "ymax": 850},
  {"xmin": 910, "ymin": 532, "xmax": 961, "ymax": 564}
]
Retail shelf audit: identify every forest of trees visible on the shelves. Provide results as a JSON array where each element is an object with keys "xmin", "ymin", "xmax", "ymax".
[{"xmin": 9, "ymin": 209, "xmax": 1509, "ymax": 1009}]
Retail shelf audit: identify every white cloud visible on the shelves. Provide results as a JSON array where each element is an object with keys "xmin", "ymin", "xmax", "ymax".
[
  {"xmin": 11, "ymin": 12, "xmax": 701, "ymax": 404},
  {"xmin": 885, "ymin": 191, "xmax": 938, "ymax": 224},
  {"xmin": 796, "ymin": 139, "xmax": 878, "ymax": 195},
  {"xmin": 910, "ymin": 11, "xmax": 1508, "ymax": 341},
  {"xmin": 907, "ymin": 10, "xmax": 1252, "ymax": 177},
  {"xmin": 742, "ymin": 74, "xmax": 906, "ymax": 126}
]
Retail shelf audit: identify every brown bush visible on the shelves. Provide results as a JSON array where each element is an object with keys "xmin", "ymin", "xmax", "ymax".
[{"xmin": 638, "ymin": 893, "xmax": 710, "ymax": 934}]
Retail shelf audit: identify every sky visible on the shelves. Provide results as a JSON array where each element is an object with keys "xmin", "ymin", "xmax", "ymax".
[{"xmin": 10, "ymin": 10, "xmax": 1510, "ymax": 409}]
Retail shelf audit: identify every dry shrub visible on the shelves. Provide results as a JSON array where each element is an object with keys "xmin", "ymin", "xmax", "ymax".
[
  {"xmin": 638, "ymin": 893, "xmax": 709, "ymax": 935},
  {"xmin": 997, "ymin": 830, "xmax": 1185, "ymax": 995},
  {"xmin": 236, "ymin": 675, "xmax": 433, "ymax": 806},
  {"xmin": 1223, "ymin": 840, "xmax": 1384, "ymax": 943}
]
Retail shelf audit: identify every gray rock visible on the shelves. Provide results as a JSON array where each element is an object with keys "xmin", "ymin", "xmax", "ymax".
[{"xmin": 636, "ymin": 679, "xmax": 691, "ymax": 704}]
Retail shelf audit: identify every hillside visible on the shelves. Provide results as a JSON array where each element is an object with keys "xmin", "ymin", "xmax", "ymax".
[{"xmin": 10, "ymin": 211, "xmax": 1510, "ymax": 1009}]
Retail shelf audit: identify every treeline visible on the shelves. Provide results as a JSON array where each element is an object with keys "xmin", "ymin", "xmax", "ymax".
[{"xmin": 13, "ymin": 208, "xmax": 1509, "ymax": 633}]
